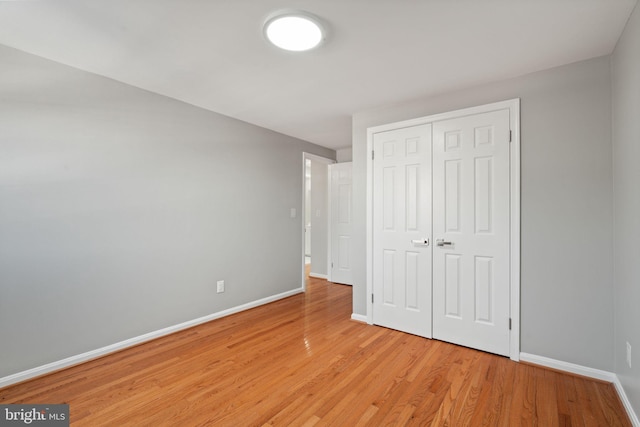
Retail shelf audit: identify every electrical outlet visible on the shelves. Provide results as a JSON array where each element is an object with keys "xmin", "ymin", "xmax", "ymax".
[
  {"xmin": 627, "ymin": 342, "xmax": 632, "ymax": 368},
  {"xmin": 216, "ymin": 280, "xmax": 225, "ymax": 294}
]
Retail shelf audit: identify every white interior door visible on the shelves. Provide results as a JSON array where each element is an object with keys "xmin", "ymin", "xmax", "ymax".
[
  {"xmin": 372, "ymin": 124, "xmax": 432, "ymax": 338},
  {"xmin": 329, "ymin": 162, "xmax": 353, "ymax": 285},
  {"xmin": 432, "ymin": 109, "xmax": 511, "ymax": 356}
]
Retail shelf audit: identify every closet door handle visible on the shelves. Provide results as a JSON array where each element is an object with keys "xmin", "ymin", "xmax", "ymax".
[
  {"xmin": 436, "ymin": 239, "xmax": 453, "ymax": 247},
  {"xmin": 411, "ymin": 239, "xmax": 429, "ymax": 246}
]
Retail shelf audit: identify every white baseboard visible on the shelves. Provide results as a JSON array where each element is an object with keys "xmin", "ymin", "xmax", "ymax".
[
  {"xmin": 309, "ymin": 272, "xmax": 328, "ymax": 279},
  {"xmin": 520, "ymin": 352, "xmax": 639, "ymax": 426},
  {"xmin": 0, "ymin": 288, "xmax": 304, "ymax": 389},
  {"xmin": 351, "ymin": 313, "xmax": 367, "ymax": 323},
  {"xmin": 519, "ymin": 352, "xmax": 615, "ymax": 382},
  {"xmin": 613, "ymin": 376, "xmax": 640, "ymax": 427}
]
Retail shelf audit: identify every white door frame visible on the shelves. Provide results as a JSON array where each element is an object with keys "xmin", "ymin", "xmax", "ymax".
[
  {"xmin": 365, "ymin": 99, "xmax": 521, "ymax": 361},
  {"xmin": 301, "ymin": 152, "xmax": 335, "ymax": 290}
]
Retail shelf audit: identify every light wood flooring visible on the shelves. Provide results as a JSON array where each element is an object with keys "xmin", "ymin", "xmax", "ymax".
[{"xmin": 0, "ymin": 274, "xmax": 631, "ymax": 426}]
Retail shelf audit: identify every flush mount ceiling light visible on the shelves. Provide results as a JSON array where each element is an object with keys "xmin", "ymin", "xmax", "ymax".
[{"xmin": 264, "ymin": 11, "xmax": 325, "ymax": 52}]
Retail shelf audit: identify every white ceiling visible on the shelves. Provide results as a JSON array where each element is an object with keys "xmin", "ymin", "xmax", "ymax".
[{"xmin": 0, "ymin": 0, "xmax": 636, "ymax": 150}]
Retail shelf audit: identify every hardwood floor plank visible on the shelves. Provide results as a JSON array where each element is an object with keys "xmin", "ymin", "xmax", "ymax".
[
  {"xmin": 0, "ymin": 277, "xmax": 631, "ymax": 426},
  {"xmin": 428, "ymin": 346, "xmax": 480, "ymax": 424},
  {"xmin": 510, "ymin": 363, "xmax": 538, "ymax": 425},
  {"xmin": 354, "ymin": 405, "xmax": 379, "ymax": 427},
  {"xmin": 591, "ymin": 380, "xmax": 632, "ymax": 426},
  {"xmin": 471, "ymin": 356, "xmax": 511, "ymax": 426},
  {"xmin": 536, "ymin": 368, "xmax": 560, "ymax": 427},
  {"xmin": 491, "ymin": 357, "xmax": 516, "ymax": 427}
]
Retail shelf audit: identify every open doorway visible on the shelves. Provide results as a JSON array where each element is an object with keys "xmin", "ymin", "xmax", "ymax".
[{"xmin": 302, "ymin": 153, "xmax": 334, "ymax": 288}]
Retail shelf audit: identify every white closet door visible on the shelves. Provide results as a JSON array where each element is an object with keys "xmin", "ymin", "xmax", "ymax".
[
  {"xmin": 432, "ymin": 109, "xmax": 511, "ymax": 356},
  {"xmin": 372, "ymin": 124, "xmax": 432, "ymax": 337}
]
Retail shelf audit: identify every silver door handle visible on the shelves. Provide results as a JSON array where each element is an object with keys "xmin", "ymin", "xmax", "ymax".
[
  {"xmin": 436, "ymin": 239, "xmax": 453, "ymax": 247},
  {"xmin": 411, "ymin": 239, "xmax": 429, "ymax": 246}
]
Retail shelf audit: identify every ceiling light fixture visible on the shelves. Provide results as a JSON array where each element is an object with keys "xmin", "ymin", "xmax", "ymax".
[{"xmin": 264, "ymin": 11, "xmax": 325, "ymax": 52}]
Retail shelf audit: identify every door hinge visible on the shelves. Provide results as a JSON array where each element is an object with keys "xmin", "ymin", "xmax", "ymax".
[
  {"xmin": 331, "ymin": 262, "xmax": 334, "ymax": 268},
  {"xmin": 372, "ymin": 151, "xmax": 375, "ymax": 160},
  {"xmin": 509, "ymin": 130, "xmax": 512, "ymax": 143},
  {"xmin": 509, "ymin": 318, "xmax": 512, "ymax": 330},
  {"xmin": 371, "ymin": 294, "xmax": 374, "ymax": 303}
]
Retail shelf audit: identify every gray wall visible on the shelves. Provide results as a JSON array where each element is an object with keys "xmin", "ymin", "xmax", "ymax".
[
  {"xmin": 310, "ymin": 159, "xmax": 328, "ymax": 276},
  {"xmin": 336, "ymin": 148, "xmax": 353, "ymax": 163},
  {"xmin": 352, "ymin": 56, "xmax": 614, "ymax": 371},
  {"xmin": 612, "ymin": 2, "xmax": 640, "ymax": 415},
  {"xmin": 0, "ymin": 45, "xmax": 334, "ymax": 378}
]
